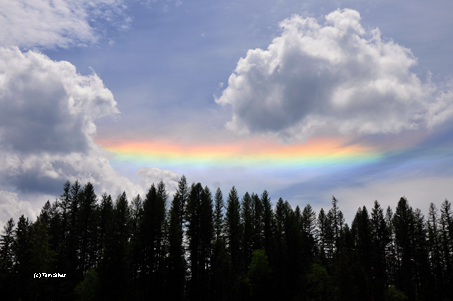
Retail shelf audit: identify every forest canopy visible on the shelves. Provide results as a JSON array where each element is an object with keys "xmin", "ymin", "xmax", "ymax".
[{"xmin": 1, "ymin": 177, "xmax": 452, "ymax": 301}]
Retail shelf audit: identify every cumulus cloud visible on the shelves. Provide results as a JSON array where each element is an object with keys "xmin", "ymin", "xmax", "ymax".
[
  {"xmin": 0, "ymin": 0, "xmax": 130, "ymax": 48},
  {"xmin": 0, "ymin": 47, "xmax": 119, "ymax": 154},
  {"xmin": 216, "ymin": 9, "xmax": 453, "ymax": 142},
  {"xmin": 137, "ymin": 167, "xmax": 180, "ymax": 196},
  {"xmin": 0, "ymin": 190, "xmax": 37, "ymax": 227},
  {"xmin": 0, "ymin": 47, "xmax": 179, "ymax": 214}
]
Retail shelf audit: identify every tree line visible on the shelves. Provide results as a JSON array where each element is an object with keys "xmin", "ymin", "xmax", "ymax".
[{"xmin": 0, "ymin": 176, "xmax": 452, "ymax": 301}]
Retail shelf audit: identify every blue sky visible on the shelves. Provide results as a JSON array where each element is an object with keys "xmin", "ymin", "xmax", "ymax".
[{"xmin": 1, "ymin": 0, "xmax": 453, "ymax": 225}]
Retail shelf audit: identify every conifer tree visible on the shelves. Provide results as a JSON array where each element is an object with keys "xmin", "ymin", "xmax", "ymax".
[
  {"xmin": 7, "ymin": 177, "xmax": 453, "ymax": 301},
  {"xmin": 186, "ymin": 182, "xmax": 204, "ymax": 301},
  {"xmin": 440, "ymin": 199, "xmax": 453, "ymax": 297},
  {"xmin": 156, "ymin": 180, "xmax": 169, "ymax": 277},
  {"xmin": 0, "ymin": 218, "xmax": 15, "ymax": 299},
  {"xmin": 302, "ymin": 204, "xmax": 317, "ymax": 259},
  {"xmin": 98, "ymin": 193, "xmax": 114, "ymax": 263},
  {"xmin": 261, "ymin": 190, "xmax": 274, "ymax": 260},
  {"xmin": 241, "ymin": 192, "xmax": 253, "ymax": 267},
  {"xmin": 427, "ymin": 202, "xmax": 443, "ymax": 298},
  {"xmin": 77, "ymin": 182, "xmax": 99, "ymax": 275},
  {"xmin": 225, "ymin": 186, "xmax": 242, "ymax": 273},
  {"xmin": 174, "ymin": 175, "xmax": 189, "ymax": 241},
  {"xmin": 167, "ymin": 195, "xmax": 186, "ymax": 300},
  {"xmin": 282, "ymin": 201, "xmax": 305, "ymax": 300},
  {"xmin": 412, "ymin": 208, "xmax": 430, "ymax": 300},
  {"xmin": 214, "ymin": 187, "xmax": 224, "ymax": 242},
  {"xmin": 140, "ymin": 183, "xmax": 167, "ymax": 299},
  {"xmin": 186, "ymin": 183, "xmax": 214, "ymax": 300},
  {"xmin": 251, "ymin": 193, "xmax": 263, "ymax": 251},
  {"xmin": 274, "ymin": 198, "xmax": 290, "ymax": 297},
  {"xmin": 99, "ymin": 192, "xmax": 131, "ymax": 300},
  {"xmin": 168, "ymin": 176, "xmax": 189, "ymax": 295},
  {"xmin": 370, "ymin": 200, "xmax": 390, "ymax": 299},
  {"xmin": 212, "ymin": 188, "xmax": 231, "ymax": 301},
  {"xmin": 385, "ymin": 206, "xmax": 398, "ymax": 288},
  {"xmin": 330, "ymin": 196, "xmax": 341, "ymax": 248},
  {"xmin": 393, "ymin": 197, "xmax": 416, "ymax": 300},
  {"xmin": 317, "ymin": 208, "xmax": 328, "ymax": 262},
  {"xmin": 352, "ymin": 206, "xmax": 372, "ymax": 299},
  {"xmin": 200, "ymin": 186, "xmax": 214, "ymax": 300},
  {"xmin": 12, "ymin": 215, "xmax": 33, "ymax": 300},
  {"xmin": 29, "ymin": 219, "xmax": 56, "ymax": 299},
  {"xmin": 67, "ymin": 180, "xmax": 83, "ymax": 288},
  {"xmin": 59, "ymin": 180, "xmax": 71, "ymax": 239}
]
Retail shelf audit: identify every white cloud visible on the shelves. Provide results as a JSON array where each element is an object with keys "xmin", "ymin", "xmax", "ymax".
[
  {"xmin": 136, "ymin": 167, "xmax": 180, "ymax": 196},
  {"xmin": 0, "ymin": 190, "xmax": 37, "ymax": 227},
  {"xmin": 0, "ymin": 47, "xmax": 119, "ymax": 154},
  {"xmin": 0, "ymin": 0, "xmax": 130, "ymax": 48},
  {"xmin": 216, "ymin": 9, "xmax": 453, "ymax": 143},
  {"xmin": 0, "ymin": 47, "xmax": 179, "ymax": 217}
]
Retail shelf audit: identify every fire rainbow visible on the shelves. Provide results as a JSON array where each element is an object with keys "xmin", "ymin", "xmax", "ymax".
[{"xmin": 95, "ymin": 137, "xmax": 383, "ymax": 171}]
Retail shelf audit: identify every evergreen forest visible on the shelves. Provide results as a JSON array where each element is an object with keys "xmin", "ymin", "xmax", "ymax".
[{"xmin": 1, "ymin": 176, "xmax": 453, "ymax": 301}]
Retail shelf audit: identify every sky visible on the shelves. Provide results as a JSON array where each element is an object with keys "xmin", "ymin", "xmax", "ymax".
[{"xmin": 1, "ymin": 0, "xmax": 453, "ymax": 226}]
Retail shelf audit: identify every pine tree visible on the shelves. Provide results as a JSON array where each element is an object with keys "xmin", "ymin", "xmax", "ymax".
[
  {"xmin": 140, "ymin": 183, "xmax": 167, "ymax": 299},
  {"xmin": 166, "ymin": 174, "xmax": 189, "ymax": 299},
  {"xmin": 317, "ymin": 208, "xmax": 328, "ymax": 263},
  {"xmin": 186, "ymin": 182, "xmax": 204, "ymax": 301},
  {"xmin": 251, "ymin": 193, "xmax": 263, "ymax": 251},
  {"xmin": 214, "ymin": 188, "xmax": 225, "ymax": 242},
  {"xmin": 156, "ymin": 180, "xmax": 169, "ymax": 279},
  {"xmin": 302, "ymin": 204, "xmax": 317, "ymax": 259},
  {"xmin": 175, "ymin": 175, "xmax": 189, "ymax": 241},
  {"xmin": 283, "ymin": 201, "xmax": 305, "ymax": 300},
  {"xmin": 393, "ymin": 197, "xmax": 416, "ymax": 300},
  {"xmin": 67, "ymin": 180, "xmax": 83, "ymax": 289},
  {"xmin": 427, "ymin": 202, "xmax": 443, "ymax": 299},
  {"xmin": 37, "ymin": 199, "xmax": 64, "ymax": 299},
  {"xmin": 385, "ymin": 206, "xmax": 398, "ymax": 288},
  {"xmin": 29, "ymin": 219, "xmax": 56, "ymax": 299},
  {"xmin": 0, "ymin": 218, "xmax": 15, "ymax": 271},
  {"xmin": 99, "ymin": 192, "xmax": 131, "ymax": 300},
  {"xmin": 370, "ymin": 200, "xmax": 390, "ymax": 300},
  {"xmin": 412, "ymin": 208, "xmax": 430, "ymax": 300},
  {"xmin": 241, "ymin": 192, "xmax": 253, "ymax": 267},
  {"xmin": 129, "ymin": 194, "xmax": 143, "ymax": 298},
  {"xmin": 440, "ymin": 199, "xmax": 453, "ymax": 298},
  {"xmin": 0, "ymin": 218, "xmax": 15, "ymax": 299},
  {"xmin": 77, "ymin": 182, "xmax": 99, "ymax": 275},
  {"xmin": 200, "ymin": 186, "xmax": 214, "ymax": 301},
  {"xmin": 351, "ymin": 206, "xmax": 372, "ymax": 299},
  {"xmin": 98, "ymin": 193, "xmax": 114, "ymax": 263},
  {"xmin": 261, "ymin": 190, "xmax": 274, "ymax": 260},
  {"xmin": 330, "ymin": 196, "xmax": 341, "ymax": 249},
  {"xmin": 274, "ymin": 198, "xmax": 290, "ymax": 298},
  {"xmin": 59, "ymin": 180, "xmax": 71, "ymax": 240},
  {"xmin": 12, "ymin": 215, "xmax": 33, "ymax": 300},
  {"xmin": 225, "ymin": 186, "xmax": 242, "ymax": 273},
  {"xmin": 167, "ymin": 194, "xmax": 186, "ymax": 301}
]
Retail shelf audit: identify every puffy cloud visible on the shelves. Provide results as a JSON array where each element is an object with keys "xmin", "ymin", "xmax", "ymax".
[
  {"xmin": 0, "ymin": 0, "xmax": 130, "ymax": 48},
  {"xmin": 136, "ymin": 167, "xmax": 180, "ymax": 196},
  {"xmin": 216, "ymin": 9, "xmax": 453, "ymax": 142},
  {"xmin": 0, "ymin": 190, "xmax": 37, "ymax": 227},
  {"xmin": 0, "ymin": 47, "xmax": 179, "ymax": 209},
  {"xmin": 0, "ymin": 47, "xmax": 118, "ymax": 154}
]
